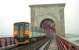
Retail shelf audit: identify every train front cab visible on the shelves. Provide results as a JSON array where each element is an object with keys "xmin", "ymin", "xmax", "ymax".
[{"xmin": 13, "ymin": 22, "xmax": 32, "ymax": 46}]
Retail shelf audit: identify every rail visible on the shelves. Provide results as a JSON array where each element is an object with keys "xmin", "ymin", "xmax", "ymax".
[
  {"xmin": 56, "ymin": 34, "xmax": 79, "ymax": 50},
  {"xmin": 0, "ymin": 37, "xmax": 16, "ymax": 50},
  {"xmin": 39, "ymin": 39, "xmax": 51, "ymax": 50},
  {"xmin": 10, "ymin": 37, "xmax": 50, "ymax": 50}
]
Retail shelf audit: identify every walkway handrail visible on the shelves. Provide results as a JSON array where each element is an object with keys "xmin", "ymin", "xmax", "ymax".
[{"xmin": 56, "ymin": 34, "xmax": 79, "ymax": 50}]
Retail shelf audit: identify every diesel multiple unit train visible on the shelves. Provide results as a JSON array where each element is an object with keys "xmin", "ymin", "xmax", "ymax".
[{"xmin": 13, "ymin": 22, "xmax": 46, "ymax": 46}]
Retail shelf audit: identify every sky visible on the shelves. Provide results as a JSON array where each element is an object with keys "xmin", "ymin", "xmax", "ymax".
[
  {"xmin": 0, "ymin": 0, "xmax": 79, "ymax": 36},
  {"xmin": 65, "ymin": 0, "xmax": 79, "ymax": 34}
]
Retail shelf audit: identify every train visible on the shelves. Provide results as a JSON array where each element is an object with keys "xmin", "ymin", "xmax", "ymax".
[{"xmin": 13, "ymin": 22, "xmax": 46, "ymax": 46}]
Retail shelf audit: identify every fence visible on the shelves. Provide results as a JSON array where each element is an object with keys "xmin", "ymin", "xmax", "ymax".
[
  {"xmin": 0, "ymin": 37, "xmax": 16, "ymax": 50},
  {"xmin": 56, "ymin": 34, "xmax": 79, "ymax": 50}
]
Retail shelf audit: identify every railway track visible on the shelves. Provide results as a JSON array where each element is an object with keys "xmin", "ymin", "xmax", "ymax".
[{"xmin": 10, "ymin": 38, "xmax": 50, "ymax": 50}]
